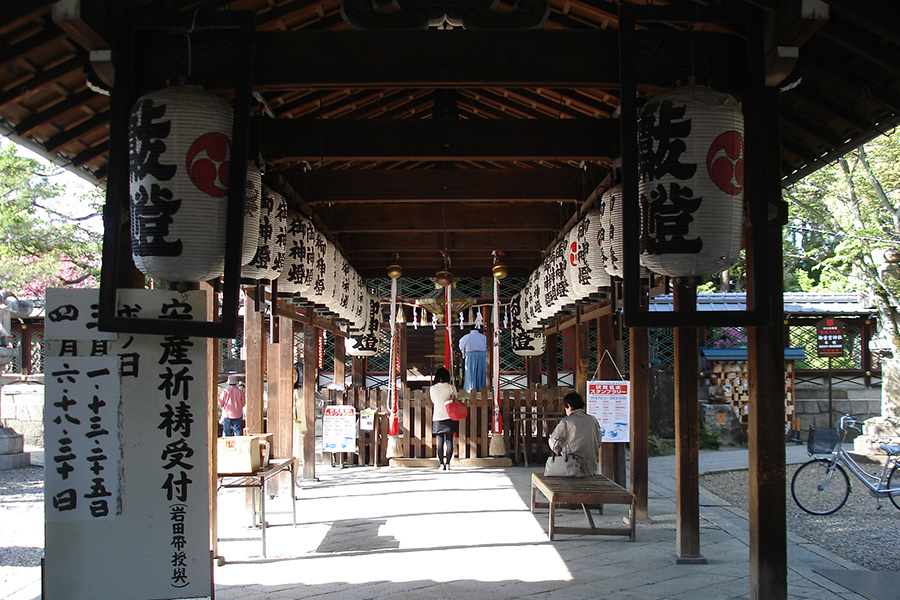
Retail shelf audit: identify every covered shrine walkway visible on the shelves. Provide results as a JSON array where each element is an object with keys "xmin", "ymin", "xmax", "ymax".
[{"xmin": 212, "ymin": 447, "xmax": 871, "ymax": 600}]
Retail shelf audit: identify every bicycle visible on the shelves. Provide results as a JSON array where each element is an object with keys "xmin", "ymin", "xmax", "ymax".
[{"xmin": 790, "ymin": 414, "xmax": 900, "ymax": 515}]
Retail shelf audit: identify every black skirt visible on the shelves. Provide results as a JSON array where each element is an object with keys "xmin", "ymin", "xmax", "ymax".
[{"xmin": 433, "ymin": 419, "xmax": 459, "ymax": 435}]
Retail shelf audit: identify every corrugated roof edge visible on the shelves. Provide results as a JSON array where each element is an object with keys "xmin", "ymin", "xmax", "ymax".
[{"xmin": 649, "ymin": 292, "xmax": 873, "ymax": 315}]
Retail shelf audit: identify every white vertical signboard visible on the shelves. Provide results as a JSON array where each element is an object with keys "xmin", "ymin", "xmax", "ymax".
[
  {"xmin": 44, "ymin": 289, "xmax": 210, "ymax": 600},
  {"xmin": 586, "ymin": 380, "xmax": 631, "ymax": 443}
]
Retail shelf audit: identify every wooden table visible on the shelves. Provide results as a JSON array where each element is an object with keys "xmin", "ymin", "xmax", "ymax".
[
  {"xmin": 531, "ymin": 473, "xmax": 635, "ymax": 541},
  {"xmin": 513, "ymin": 413, "xmax": 564, "ymax": 466},
  {"xmin": 217, "ymin": 458, "xmax": 297, "ymax": 558}
]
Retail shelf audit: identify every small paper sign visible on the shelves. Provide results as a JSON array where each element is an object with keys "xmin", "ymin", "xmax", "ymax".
[{"xmin": 586, "ymin": 380, "xmax": 630, "ymax": 443}]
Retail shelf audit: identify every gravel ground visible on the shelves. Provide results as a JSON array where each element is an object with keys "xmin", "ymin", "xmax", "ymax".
[
  {"xmin": 0, "ymin": 466, "xmax": 43, "ymax": 600},
  {"xmin": 701, "ymin": 463, "xmax": 900, "ymax": 572}
]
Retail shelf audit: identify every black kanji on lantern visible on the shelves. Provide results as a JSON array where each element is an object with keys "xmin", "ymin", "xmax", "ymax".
[
  {"xmin": 639, "ymin": 99, "xmax": 697, "ymax": 182},
  {"xmin": 641, "ymin": 182, "xmax": 703, "ymax": 254}
]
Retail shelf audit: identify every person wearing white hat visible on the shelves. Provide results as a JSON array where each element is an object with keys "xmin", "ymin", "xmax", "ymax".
[{"xmin": 218, "ymin": 374, "xmax": 246, "ymax": 436}]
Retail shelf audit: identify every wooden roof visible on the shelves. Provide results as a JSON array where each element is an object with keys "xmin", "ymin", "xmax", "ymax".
[{"xmin": 2, "ymin": 0, "xmax": 899, "ymax": 279}]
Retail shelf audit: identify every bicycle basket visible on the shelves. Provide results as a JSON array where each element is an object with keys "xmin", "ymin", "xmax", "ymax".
[{"xmin": 808, "ymin": 427, "xmax": 840, "ymax": 455}]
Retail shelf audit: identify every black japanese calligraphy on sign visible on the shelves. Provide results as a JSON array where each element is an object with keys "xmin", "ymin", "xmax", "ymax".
[{"xmin": 45, "ymin": 357, "xmax": 118, "ymax": 522}]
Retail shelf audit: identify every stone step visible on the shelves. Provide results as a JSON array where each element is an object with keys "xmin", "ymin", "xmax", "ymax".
[{"xmin": 0, "ymin": 451, "xmax": 30, "ymax": 470}]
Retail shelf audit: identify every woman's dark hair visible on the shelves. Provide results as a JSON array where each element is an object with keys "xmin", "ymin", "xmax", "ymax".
[
  {"xmin": 563, "ymin": 392, "xmax": 585, "ymax": 410},
  {"xmin": 433, "ymin": 367, "xmax": 452, "ymax": 384}
]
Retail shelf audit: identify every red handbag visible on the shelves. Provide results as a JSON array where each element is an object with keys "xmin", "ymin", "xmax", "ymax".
[{"xmin": 445, "ymin": 396, "xmax": 468, "ymax": 421}]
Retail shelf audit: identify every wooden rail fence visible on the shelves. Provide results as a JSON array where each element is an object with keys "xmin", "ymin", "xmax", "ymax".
[{"xmin": 322, "ymin": 386, "xmax": 569, "ymax": 466}]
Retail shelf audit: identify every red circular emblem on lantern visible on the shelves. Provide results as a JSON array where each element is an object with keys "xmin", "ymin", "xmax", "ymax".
[
  {"xmin": 706, "ymin": 131, "xmax": 744, "ymax": 195},
  {"xmin": 569, "ymin": 241, "xmax": 578, "ymax": 266},
  {"xmin": 186, "ymin": 132, "xmax": 231, "ymax": 197}
]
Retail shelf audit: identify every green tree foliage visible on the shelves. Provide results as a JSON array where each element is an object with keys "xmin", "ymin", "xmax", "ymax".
[
  {"xmin": 0, "ymin": 139, "xmax": 101, "ymax": 296},
  {"xmin": 784, "ymin": 130, "xmax": 900, "ymax": 350}
]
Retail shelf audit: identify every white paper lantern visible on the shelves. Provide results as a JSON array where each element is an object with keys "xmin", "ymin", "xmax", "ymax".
[
  {"xmin": 566, "ymin": 209, "xmax": 609, "ymax": 300},
  {"xmin": 277, "ymin": 212, "xmax": 305, "ymax": 293},
  {"xmin": 346, "ymin": 293, "xmax": 382, "ymax": 356},
  {"xmin": 523, "ymin": 268, "xmax": 543, "ymax": 331},
  {"xmin": 638, "ymin": 85, "xmax": 745, "ymax": 277},
  {"xmin": 242, "ymin": 165, "xmax": 262, "ymax": 265},
  {"xmin": 541, "ymin": 240, "xmax": 572, "ymax": 318},
  {"xmin": 129, "ymin": 84, "xmax": 232, "ymax": 282},
  {"xmin": 242, "ymin": 186, "xmax": 287, "ymax": 281},
  {"xmin": 598, "ymin": 181, "xmax": 622, "ymax": 278},
  {"xmin": 509, "ymin": 293, "xmax": 545, "ymax": 356}
]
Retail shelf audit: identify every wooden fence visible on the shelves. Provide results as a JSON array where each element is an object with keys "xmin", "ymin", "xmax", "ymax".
[{"xmin": 322, "ymin": 386, "xmax": 569, "ymax": 466}]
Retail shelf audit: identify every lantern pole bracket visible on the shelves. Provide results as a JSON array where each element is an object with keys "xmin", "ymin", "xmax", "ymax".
[
  {"xmin": 618, "ymin": 3, "xmax": 772, "ymax": 328},
  {"xmin": 98, "ymin": 11, "xmax": 256, "ymax": 338}
]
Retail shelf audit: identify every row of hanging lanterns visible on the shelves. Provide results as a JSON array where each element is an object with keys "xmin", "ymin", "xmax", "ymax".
[
  {"xmin": 511, "ymin": 84, "xmax": 744, "ymax": 331},
  {"xmin": 127, "ymin": 82, "xmax": 375, "ymax": 333}
]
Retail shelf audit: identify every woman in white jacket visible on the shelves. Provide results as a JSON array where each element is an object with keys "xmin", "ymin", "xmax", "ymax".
[{"xmin": 430, "ymin": 367, "xmax": 457, "ymax": 470}]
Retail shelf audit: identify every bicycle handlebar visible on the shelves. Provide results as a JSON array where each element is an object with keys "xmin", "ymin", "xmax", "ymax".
[{"xmin": 838, "ymin": 414, "xmax": 862, "ymax": 432}]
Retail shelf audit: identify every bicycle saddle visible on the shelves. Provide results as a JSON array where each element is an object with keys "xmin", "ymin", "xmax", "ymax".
[{"xmin": 879, "ymin": 444, "xmax": 900, "ymax": 455}]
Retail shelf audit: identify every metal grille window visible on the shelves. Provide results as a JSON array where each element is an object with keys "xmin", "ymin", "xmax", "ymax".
[
  {"xmin": 791, "ymin": 324, "xmax": 862, "ymax": 370},
  {"xmin": 3, "ymin": 330, "xmax": 20, "ymax": 374},
  {"xmin": 30, "ymin": 329, "xmax": 44, "ymax": 373},
  {"xmin": 219, "ymin": 331, "xmax": 243, "ymax": 363},
  {"xmin": 366, "ymin": 330, "xmax": 392, "ymax": 372},
  {"xmin": 500, "ymin": 329, "xmax": 525, "ymax": 371},
  {"xmin": 706, "ymin": 326, "xmax": 747, "ymax": 348},
  {"xmin": 650, "ymin": 328, "xmax": 675, "ymax": 365}
]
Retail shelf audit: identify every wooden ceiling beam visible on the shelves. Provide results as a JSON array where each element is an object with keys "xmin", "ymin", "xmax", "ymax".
[
  {"xmin": 140, "ymin": 29, "xmax": 745, "ymax": 90},
  {"xmin": 1, "ymin": 2, "xmax": 56, "ymax": 36},
  {"xmin": 0, "ymin": 56, "xmax": 83, "ymax": 110},
  {"xmin": 789, "ymin": 86, "xmax": 871, "ymax": 134},
  {"xmin": 43, "ymin": 107, "xmax": 110, "ymax": 153},
  {"xmin": 14, "ymin": 88, "xmax": 96, "ymax": 136},
  {"xmin": 285, "ymin": 168, "xmax": 586, "ymax": 204},
  {"xmin": 51, "ymin": 0, "xmax": 115, "ymax": 51},
  {"xmin": 323, "ymin": 203, "xmax": 564, "ymax": 233},
  {"xmin": 0, "ymin": 26, "xmax": 66, "ymax": 64},
  {"xmin": 255, "ymin": 118, "xmax": 620, "ymax": 162}
]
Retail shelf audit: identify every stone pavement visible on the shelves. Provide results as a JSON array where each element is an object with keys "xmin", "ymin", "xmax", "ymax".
[{"xmin": 213, "ymin": 445, "xmax": 870, "ymax": 600}]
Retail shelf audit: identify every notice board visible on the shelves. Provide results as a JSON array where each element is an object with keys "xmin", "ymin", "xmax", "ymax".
[
  {"xmin": 44, "ymin": 289, "xmax": 210, "ymax": 600},
  {"xmin": 586, "ymin": 380, "xmax": 631, "ymax": 443}
]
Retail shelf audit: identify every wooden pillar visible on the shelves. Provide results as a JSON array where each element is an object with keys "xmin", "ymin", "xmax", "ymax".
[
  {"xmin": 302, "ymin": 323, "xmax": 319, "ymax": 480},
  {"xmin": 243, "ymin": 288, "xmax": 265, "ymax": 434},
  {"xmin": 333, "ymin": 331, "xmax": 346, "ymax": 388},
  {"xmin": 598, "ymin": 312, "xmax": 625, "ymax": 485},
  {"xmin": 674, "ymin": 282, "xmax": 705, "ymax": 563},
  {"xmin": 747, "ymin": 87, "xmax": 787, "ymax": 600},
  {"xmin": 629, "ymin": 325, "xmax": 650, "ymax": 521},
  {"xmin": 201, "ymin": 282, "xmax": 220, "ymax": 561},
  {"xmin": 545, "ymin": 330, "xmax": 558, "ymax": 387},
  {"xmin": 574, "ymin": 306, "xmax": 589, "ymax": 398},
  {"xmin": 267, "ymin": 316, "xmax": 293, "ymax": 459},
  {"xmin": 351, "ymin": 356, "xmax": 366, "ymax": 387},
  {"xmin": 526, "ymin": 356, "xmax": 542, "ymax": 387}
]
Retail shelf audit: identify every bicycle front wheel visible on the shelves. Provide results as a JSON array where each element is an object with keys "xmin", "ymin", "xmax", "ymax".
[
  {"xmin": 886, "ymin": 464, "xmax": 900, "ymax": 511},
  {"xmin": 791, "ymin": 459, "xmax": 850, "ymax": 515}
]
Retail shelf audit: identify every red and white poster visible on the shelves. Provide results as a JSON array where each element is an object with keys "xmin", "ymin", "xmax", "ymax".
[{"xmin": 586, "ymin": 380, "xmax": 630, "ymax": 443}]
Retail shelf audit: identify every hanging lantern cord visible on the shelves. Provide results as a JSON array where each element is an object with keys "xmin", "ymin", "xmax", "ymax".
[{"xmin": 185, "ymin": 11, "xmax": 199, "ymax": 78}]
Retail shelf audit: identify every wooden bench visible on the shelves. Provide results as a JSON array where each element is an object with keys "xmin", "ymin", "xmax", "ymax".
[{"xmin": 531, "ymin": 473, "xmax": 635, "ymax": 541}]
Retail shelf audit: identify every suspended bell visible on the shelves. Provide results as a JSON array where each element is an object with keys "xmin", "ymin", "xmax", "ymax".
[
  {"xmin": 386, "ymin": 263, "xmax": 403, "ymax": 279},
  {"xmin": 491, "ymin": 261, "xmax": 508, "ymax": 280},
  {"xmin": 434, "ymin": 270, "xmax": 453, "ymax": 287}
]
